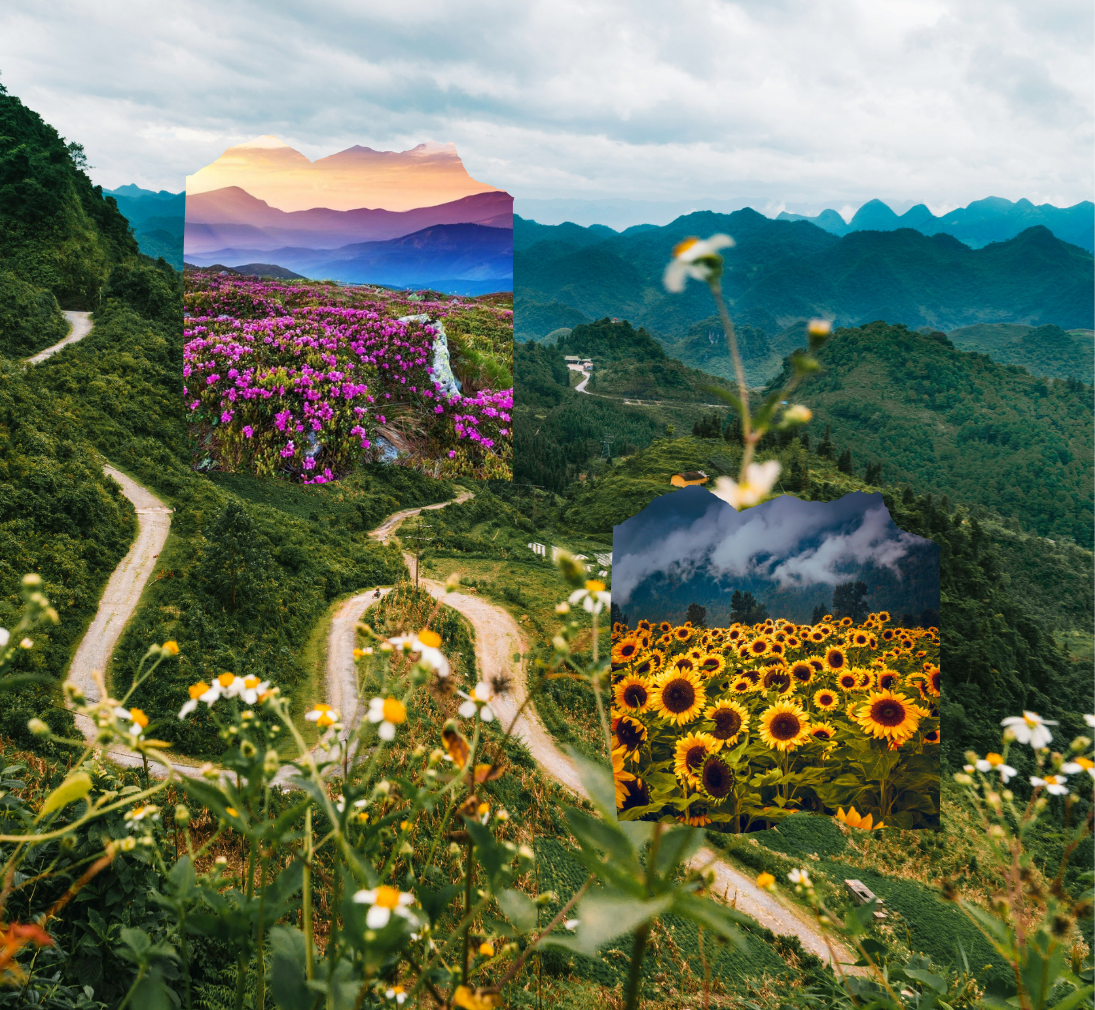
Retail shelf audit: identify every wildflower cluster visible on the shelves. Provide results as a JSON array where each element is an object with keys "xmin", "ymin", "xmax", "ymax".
[
  {"xmin": 183, "ymin": 273, "xmax": 512, "ymax": 482},
  {"xmin": 611, "ymin": 611, "xmax": 940, "ymax": 829}
]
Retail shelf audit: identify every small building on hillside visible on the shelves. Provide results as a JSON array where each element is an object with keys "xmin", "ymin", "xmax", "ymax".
[
  {"xmin": 580, "ymin": 359, "xmax": 593, "ymax": 371},
  {"xmin": 564, "ymin": 355, "xmax": 581, "ymax": 364},
  {"xmin": 670, "ymin": 470, "xmax": 708, "ymax": 487}
]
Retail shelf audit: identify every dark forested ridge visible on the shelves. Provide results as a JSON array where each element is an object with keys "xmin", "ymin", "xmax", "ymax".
[
  {"xmin": 515, "ymin": 210, "xmax": 1095, "ymax": 347},
  {"xmin": 0, "ymin": 85, "xmax": 137, "ymax": 312}
]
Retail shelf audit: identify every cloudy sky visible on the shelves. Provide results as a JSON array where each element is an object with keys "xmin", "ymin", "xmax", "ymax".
[
  {"xmin": 613, "ymin": 488, "xmax": 928, "ymax": 607},
  {"xmin": 2, "ymin": 0, "xmax": 1091, "ymax": 222}
]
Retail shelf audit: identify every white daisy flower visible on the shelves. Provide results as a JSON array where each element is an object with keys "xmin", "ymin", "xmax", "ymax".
[
  {"xmin": 457, "ymin": 682, "xmax": 495, "ymax": 722},
  {"xmin": 1085, "ymin": 714, "xmax": 1095, "ymax": 728},
  {"xmin": 0, "ymin": 628, "xmax": 8, "ymax": 648},
  {"xmin": 367, "ymin": 697, "xmax": 408, "ymax": 740},
  {"xmin": 788, "ymin": 868, "xmax": 812, "ymax": 886},
  {"xmin": 1061, "ymin": 756, "xmax": 1094, "ymax": 780},
  {"xmin": 352, "ymin": 885, "xmax": 416, "ymax": 929},
  {"xmin": 388, "ymin": 629, "xmax": 449, "ymax": 678},
  {"xmin": 975, "ymin": 753, "xmax": 1018, "ymax": 784},
  {"xmin": 1001, "ymin": 712, "xmax": 1057, "ymax": 750},
  {"xmin": 385, "ymin": 986, "xmax": 407, "ymax": 1004},
  {"xmin": 711, "ymin": 461, "xmax": 782, "ymax": 510},
  {"xmin": 663, "ymin": 234, "xmax": 735, "ymax": 293},
  {"xmin": 1030, "ymin": 774, "xmax": 1069, "ymax": 796},
  {"xmin": 305, "ymin": 704, "xmax": 339, "ymax": 727},
  {"xmin": 239, "ymin": 675, "xmax": 270, "ymax": 705},
  {"xmin": 568, "ymin": 579, "xmax": 611, "ymax": 615}
]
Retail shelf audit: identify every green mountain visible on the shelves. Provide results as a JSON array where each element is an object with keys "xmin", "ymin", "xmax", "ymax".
[
  {"xmin": 0, "ymin": 86, "xmax": 137, "ymax": 312},
  {"xmin": 946, "ymin": 322, "xmax": 1093, "ymax": 383},
  {"xmin": 515, "ymin": 211, "xmax": 1095, "ymax": 351},
  {"xmin": 772, "ymin": 321, "xmax": 1092, "ymax": 543},
  {"xmin": 103, "ymin": 184, "xmax": 184, "ymax": 270}
]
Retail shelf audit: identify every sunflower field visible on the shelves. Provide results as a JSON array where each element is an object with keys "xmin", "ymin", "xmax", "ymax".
[{"xmin": 610, "ymin": 612, "xmax": 941, "ymax": 831}]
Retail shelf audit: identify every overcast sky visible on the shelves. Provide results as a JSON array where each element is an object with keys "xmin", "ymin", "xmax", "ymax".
[{"xmin": 2, "ymin": 0, "xmax": 1091, "ymax": 220}]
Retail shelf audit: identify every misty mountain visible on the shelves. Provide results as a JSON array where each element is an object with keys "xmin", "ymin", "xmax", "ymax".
[
  {"xmin": 515, "ymin": 209, "xmax": 1094, "ymax": 340},
  {"xmin": 105, "ymin": 184, "xmax": 185, "ymax": 269},
  {"xmin": 777, "ymin": 196, "xmax": 1094, "ymax": 252},
  {"xmin": 614, "ymin": 488, "xmax": 939, "ymax": 627}
]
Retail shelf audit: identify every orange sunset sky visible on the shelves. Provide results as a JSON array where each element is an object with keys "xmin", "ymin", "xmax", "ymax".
[{"xmin": 186, "ymin": 136, "xmax": 500, "ymax": 213}]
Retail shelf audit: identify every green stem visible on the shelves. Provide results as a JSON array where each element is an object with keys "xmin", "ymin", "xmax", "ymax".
[
  {"xmin": 255, "ymin": 851, "xmax": 269, "ymax": 1010},
  {"xmin": 708, "ymin": 280, "xmax": 753, "ymax": 479},
  {"xmin": 303, "ymin": 808, "xmax": 314, "ymax": 981},
  {"xmin": 326, "ymin": 858, "xmax": 342, "ymax": 1010},
  {"xmin": 623, "ymin": 923, "xmax": 651, "ymax": 1010},
  {"xmin": 462, "ymin": 838, "xmax": 475, "ymax": 984}
]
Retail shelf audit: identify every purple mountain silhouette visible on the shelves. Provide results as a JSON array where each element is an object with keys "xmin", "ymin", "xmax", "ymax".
[{"xmin": 185, "ymin": 187, "xmax": 513, "ymax": 254}]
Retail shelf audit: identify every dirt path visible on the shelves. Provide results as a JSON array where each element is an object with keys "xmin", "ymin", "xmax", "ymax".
[
  {"xmin": 66, "ymin": 466, "xmax": 173, "ymax": 746},
  {"xmin": 369, "ymin": 515, "xmax": 855, "ymax": 968},
  {"xmin": 26, "ymin": 310, "xmax": 94, "ymax": 365}
]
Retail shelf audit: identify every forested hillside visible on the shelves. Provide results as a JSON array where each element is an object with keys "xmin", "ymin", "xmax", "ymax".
[
  {"xmin": 772, "ymin": 321, "xmax": 1093, "ymax": 542},
  {"xmin": 947, "ymin": 322, "xmax": 1093, "ymax": 383},
  {"xmin": 515, "ymin": 210, "xmax": 1095, "ymax": 352},
  {"xmin": 0, "ymin": 84, "xmax": 136, "ymax": 313}
]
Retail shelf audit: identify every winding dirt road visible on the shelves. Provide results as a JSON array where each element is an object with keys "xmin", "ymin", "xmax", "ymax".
[
  {"xmin": 351, "ymin": 517, "xmax": 854, "ymax": 968},
  {"xmin": 26, "ymin": 310, "xmax": 94, "ymax": 365}
]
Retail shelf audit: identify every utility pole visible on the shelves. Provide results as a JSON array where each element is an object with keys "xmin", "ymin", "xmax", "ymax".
[{"xmin": 406, "ymin": 518, "xmax": 433, "ymax": 588}]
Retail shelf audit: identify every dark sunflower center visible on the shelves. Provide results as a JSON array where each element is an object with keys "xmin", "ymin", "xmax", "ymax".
[
  {"xmin": 770, "ymin": 713, "xmax": 802, "ymax": 740},
  {"xmin": 763, "ymin": 671, "xmax": 791, "ymax": 693},
  {"xmin": 931, "ymin": 671, "xmax": 941, "ymax": 692},
  {"xmin": 616, "ymin": 719, "xmax": 645, "ymax": 749},
  {"xmin": 878, "ymin": 673, "xmax": 897, "ymax": 689},
  {"xmin": 827, "ymin": 651, "xmax": 845, "ymax": 669},
  {"xmin": 750, "ymin": 642, "xmax": 766, "ymax": 653},
  {"xmin": 622, "ymin": 684, "xmax": 648, "ymax": 708},
  {"xmin": 712, "ymin": 708, "xmax": 743, "ymax": 739},
  {"xmin": 812, "ymin": 728, "xmax": 833, "ymax": 740},
  {"xmin": 620, "ymin": 642, "xmax": 637, "ymax": 657},
  {"xmin": 791, "ymin": 664, "xmax": 812, "ymax": 682},
  {"xmin": 701, "ymin": 657, "xmax": 720, "ymax": 671},
  {"xmin": 620, "ymin": 777, "xmax": 650, "ymax": 810},
  {"xmin": 819, "ymin": 692, "xmax": 835, "ymax": 705},
  {"xmin": 870, "ymin": 699, "xmax": 906, "ymax": 726},
  {"xmin": 662, "ymin": 679, "xmax": 696, "ymax": 713},
  {"xmin": 701, "ymin": 757, "xmax": 733, "ymax": 798},
  {"xmin": 685, "ymin": 744, "xmax": 707, "ymax": 770},
  {"xmin": 839, "ymin": 675, "xmax": 856, "ymax": 689}
]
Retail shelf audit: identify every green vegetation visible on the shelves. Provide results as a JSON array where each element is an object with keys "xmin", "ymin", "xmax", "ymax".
[
  {"xmin": 771, "ymin": 321, "xmax": 1093, "ymax": 543},
  {"xmin": 661, "ymin": 315, "xmax": 782, "ymax": 386},
  {"xmin": 0, "ymin": 85, "xmax": 137, "ymax": 310},
  {"xmin": 947, "ymin": 322, "xmax": 1093, "ymax": 383},
  {"xmin": 0, "ymin": 269, "xmax": 68, "ymax": 357}
]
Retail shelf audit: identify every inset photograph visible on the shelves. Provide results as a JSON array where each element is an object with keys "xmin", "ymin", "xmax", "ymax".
[
  {"xmin": 611, "ymin": 489, "xmax": 940, "ymax": 830},
  {"xmin": 183, "ymin": 138, "xmax": 512, "ymax": 482}
]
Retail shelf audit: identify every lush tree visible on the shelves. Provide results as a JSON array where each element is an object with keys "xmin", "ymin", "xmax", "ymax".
[
  {"xmin": 686, "ymin": 601, "xmax": 707, "ymax": 628},
  {"xmin": 832, "ymin": 580, "xmax": 869, "ymax": 623}
]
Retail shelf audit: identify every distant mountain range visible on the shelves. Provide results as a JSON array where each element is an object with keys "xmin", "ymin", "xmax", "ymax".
[
  {"xmin": 180, "ymin": 181, "xmax": 513, "ymax": 293},
  {"xmin": 105, "ymin": 185, "xmax": 184, "ymax": 269},
  {"xmin": 184, "ymin": 187, "xmax": 513, "ymax": 253},
  {"xmin": 514, "ymin": 209, "xmax": 1094, "ymax": 343},
  {"xmin": 778, "ymin": 197, "xmax": 1093, "ymax": 253}
]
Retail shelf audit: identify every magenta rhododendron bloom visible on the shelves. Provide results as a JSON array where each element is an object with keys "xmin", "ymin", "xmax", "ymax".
[{"xmin": 183, "ymin": 274, "xmax": 512, "ymax": 482}]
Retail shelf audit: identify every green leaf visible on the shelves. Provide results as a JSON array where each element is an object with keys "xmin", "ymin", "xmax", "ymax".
[
  {"xmin": 38, "ymin": 771, "xmax": 91, "ymax": 818},
  {"xmin": 544, "ymin": 889, "xmax": 674, "ymax": 957},
  {"xmin": 668, "ymin": 891, "xmax": 752, "ymax": 948},
  {"xmin": 904, "ymin": 967, "xmax": 947, "ymax": 992},
  {"xmin": 1043, "ymin": 985, "xmax": 1094, "ymax": 1010},
  {"xmin": 415, "ymin": 883, "xmax": 463, "ymax": 926},
  {"xmin": 496, "ymin": 888, "xmax": 538, "ymax": 933},
  {"xmin": 267, "ymin": 925, "xmax": 313, "ymax": 1010},
  {"xmin": 654, "ymin": 826, "xmax": 704, "ymax": 880},
  {"xmin": 566, "ymin": 746, "xmax": 617, "ymax": 819}
]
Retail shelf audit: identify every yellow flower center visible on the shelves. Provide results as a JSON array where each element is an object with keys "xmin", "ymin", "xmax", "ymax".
[
  {"xmin": 162, "ymin": 641, "xmax": 179, "ymax": 655},
  {"xmin": 129, "ymin": 708, "xmax": 149, "ymax": 728},
  {"xmin": 218, "ymin": 672, "xmax": 235, "ymax": 688},
  {"xmin": 226, "ymin": 807, "xmax": 238, "ymax": 817},
  {"xmin": 373, "ymin": 885, "xmax": 402, "ymax": 909},
  {"xmin": 244, "ymin": 676, "xmax": 261, "ymax": 689},
  {"xmin": 585, "ymin": 580, "xmax": 605, "ymax": 593},
  {"xmin": 189, "ymin": 681, "xmax": 210, "ymax": 700},
  {"xmin": 672, "ymin": 237, "xmax": 700, "ymax": 257},
  {"xmin": 1076, "ymin": 757, "xmax": 1093, "ymax": 770},
  {"xmin": 1024, "ymin": 713, "xmax": 1039, "ymax": 726},
  {"xmin": 418, "ymin": 629, "xmax": 442, "ymax": 648},
  {"xmin": 382, "ymin": 697, "xmax": 407, "ymax": 724},
  {"xmin": 986, "ymin": 752, "xmax": 1004, "ymax": 766}
]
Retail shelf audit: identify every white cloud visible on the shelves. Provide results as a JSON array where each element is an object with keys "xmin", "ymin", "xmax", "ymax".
[{"xmin": 0, "ymin": 0, "xmax": 1089, "ymax": 214}]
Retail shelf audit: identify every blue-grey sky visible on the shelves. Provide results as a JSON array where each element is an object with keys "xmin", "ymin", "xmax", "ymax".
[{"xmin": 1, "ymin": 1, "xmax": 1091, "ymax": 221}]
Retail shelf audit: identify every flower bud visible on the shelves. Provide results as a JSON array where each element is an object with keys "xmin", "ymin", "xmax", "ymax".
[
  {"xmin": 63, "ymin": 681, "xmax": 85, "ymax": 704},
  {"xmin": 264, "ymin": 749, "xmax": 280, "ymax": 775},
  {"xmin": 1071, "ymin": 736, "xmax": 1092, "ymax": 752},
  {"xmin": 783, "ymin": 405, "xmax": 812, "ymax": 425},
  {"xmin": 200, "ymin": 762, "xmax": 218, "ymax": 779},
  {"xmin": 22, "ymin": 574, "xmax": 43, "ymax": 587},
  {"xmin": 214, "ymin": 855, "xmax": 228, "ymax": 865},
  {"xmin": 964, "ymin": 750, "xmax": 979, "ymax": 764},
  {"xmin": 1002, "ymin": 789, "xmax": 1014, "ymax": 801},
  {"xmin": 27, "ymin": 718, "xmax": 50, "ymax": 737},
  {"xmin": 239, "ymin": 739, "xmax": 257, "ymax": 759},
  {"xmin": 954, "ymin": 773, "xmax": 973, "ymax": 784},
  {"xmin": 175, "ymin": 804, "xmax": 190, "ymax": 827},
  {"xmin": 555, "ymin": 602, "xmax": 570, "ymax": 615},
  {"xmin": 121, "ymin": 837, "xmax": 136, "ymax": 852}
]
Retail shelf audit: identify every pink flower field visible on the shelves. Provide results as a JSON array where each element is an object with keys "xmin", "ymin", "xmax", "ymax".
[{"xmin": 183, "ymin": 272, "xmax": 512, "ymax": 482}]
